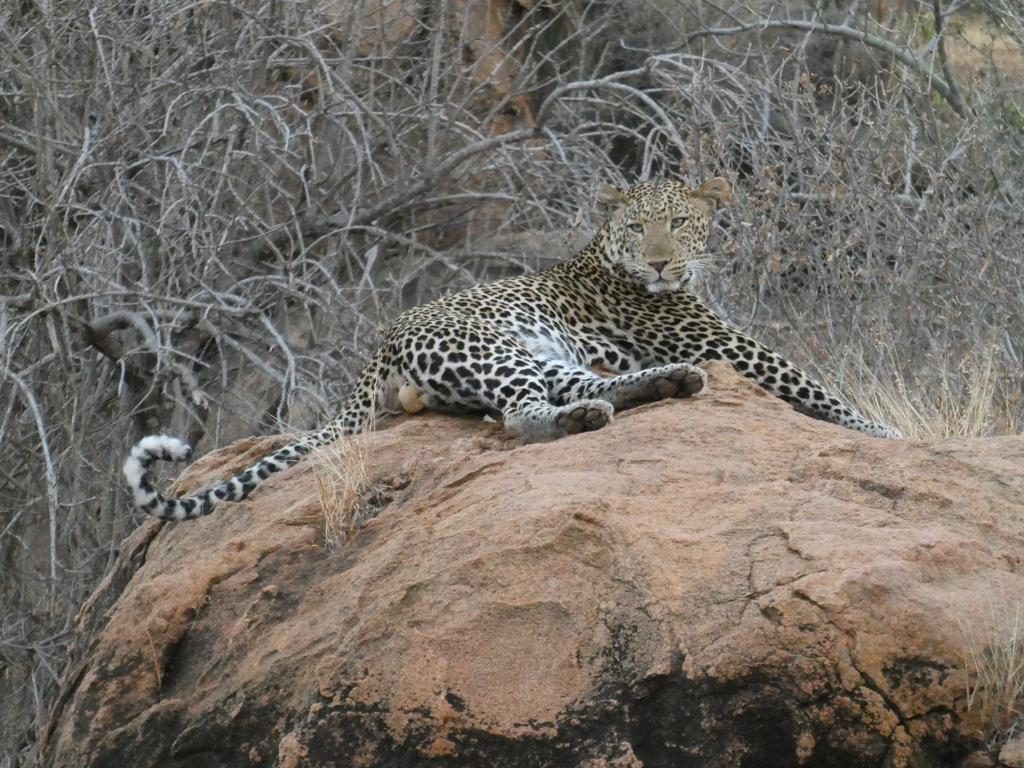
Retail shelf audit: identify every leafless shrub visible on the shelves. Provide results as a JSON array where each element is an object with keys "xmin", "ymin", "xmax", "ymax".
[{"xmin": 1, "ymin": 0, "xmax": 1022, "ymax": 762}]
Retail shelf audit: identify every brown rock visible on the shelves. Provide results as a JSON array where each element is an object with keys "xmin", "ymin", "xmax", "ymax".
[
  {"xmin": 960, "ymin": 751, "xmax": 997, "ymax": 768},
  {"xmin": 42, "ymin": 363, "xmax": 1024, "ymax": 767},
  {"xmin": 1002, "ymin": 734, "xmax": 1024, "ymax": 768}
]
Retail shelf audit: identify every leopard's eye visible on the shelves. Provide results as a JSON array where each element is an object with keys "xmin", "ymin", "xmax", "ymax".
[
  {"xmin": 628, "ymin": 223, "xmax": 644, "ymax": 234},
  {"xmin": 671, "ymin": 216, "xmax": 688, "ymax": 229}
]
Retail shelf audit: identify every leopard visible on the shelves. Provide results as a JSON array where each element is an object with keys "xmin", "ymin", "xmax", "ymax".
[{"xmin": 124, "ymin": 177, "xmax": 900, "ymax": 521}]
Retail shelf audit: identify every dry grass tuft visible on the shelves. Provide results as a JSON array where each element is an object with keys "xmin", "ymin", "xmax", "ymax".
[
  {"xmin": 310, "ymin": 434, "xmax": 373, "ymax": 550},
  {"xmin": 822, "ymin": 341, "xmax": 1018, "ymax": 440},
  {"xmin": 959, "ymin": 600, "xmax": 1024, "ymax": 748}
]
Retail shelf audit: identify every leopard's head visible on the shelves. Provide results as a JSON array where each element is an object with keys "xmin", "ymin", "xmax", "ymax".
[{"xmin": 598, "ymin": 178, "xmax": 732, "ymax": 294}]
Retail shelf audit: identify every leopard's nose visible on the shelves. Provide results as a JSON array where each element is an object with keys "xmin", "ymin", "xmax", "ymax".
[{"xmin": 649, "ymin": 260, "xmax": 668, "ymax": 274}]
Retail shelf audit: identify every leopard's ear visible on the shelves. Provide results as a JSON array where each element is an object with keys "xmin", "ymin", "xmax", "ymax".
[
  {"xmin": 596, "ymin": 182, "xmax": 628, "ymax": 208},
  {"xmin": 691, "ymin": 177, "xmax": 733, "ymax": 214}
]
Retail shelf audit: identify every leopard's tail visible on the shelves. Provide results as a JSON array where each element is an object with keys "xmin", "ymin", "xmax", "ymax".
[{"xmin": 124, "ymin": 360, "xmax": 392, "ymax": 521}]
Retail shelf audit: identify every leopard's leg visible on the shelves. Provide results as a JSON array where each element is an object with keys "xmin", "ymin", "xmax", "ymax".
[
  {"xmin": 648, "ymin": 303, "xmax": 901, "ymax": 438},
  {"xmin": 706, "ymin": 337, "xmax": 898, "ymax": 437},
  {"xmin": 390, "ymin": 314, "xmax": 613, "ymax": 441},
  {"xmin": 543, "ymin": 360, "xmax": 706, "ymax": 411}
]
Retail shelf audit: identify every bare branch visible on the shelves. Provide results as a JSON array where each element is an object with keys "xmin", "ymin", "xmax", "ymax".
[
  {"xmin": 0, "ymin": 367, "xmax": 59, "ymax": 594},
  {"xmin": 930, "ymin": 0, "xmax": 970, "ymax": 117},
  {"xmin": 687, "ymin": 19, "xmax": 972, "ymax": 117}
]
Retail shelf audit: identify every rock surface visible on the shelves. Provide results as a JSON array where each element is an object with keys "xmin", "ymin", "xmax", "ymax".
[
  {"xmin": 42, "ymin": 364, "xmax": 1024, "ymax": 767},
  {"xmin": 1002, "ymin": 735, "xmax": 1024, "ymax": 768}
]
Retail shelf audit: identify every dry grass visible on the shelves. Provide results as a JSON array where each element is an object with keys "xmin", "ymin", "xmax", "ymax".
[
  {"xmin": 310, "ymin": 434, "xmax": 374, "ymax": 550},
  {"xmin": 143, "ymin": 629, "xmax": 163, "ymax": 691},
  {"xmin": 959, "ymin": 600, "xmax": 1024, "ymax": 747},
  {"xmin": 821, "ymin": 341, "xmax": 1018, "ymax": 440}
]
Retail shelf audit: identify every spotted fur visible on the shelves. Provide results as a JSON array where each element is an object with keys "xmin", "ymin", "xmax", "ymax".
[{"xmin": 124, "ymin": 178, "xmax": 899, "ymax": 521}]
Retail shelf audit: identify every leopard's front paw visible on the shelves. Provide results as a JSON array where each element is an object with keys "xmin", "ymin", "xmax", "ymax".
[
  {"xmin": 654, "ymin": 363, "xmax": 706, "ymax": 399},
  {"xmin": 557, "ymin": 399, "xmax": 614, "ymax": 435}
]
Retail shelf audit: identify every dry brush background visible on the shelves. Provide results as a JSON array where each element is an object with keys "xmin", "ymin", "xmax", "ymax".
[{"xmin": 1, "ymin": 0, "xmax": 1023, "ymax": 763}]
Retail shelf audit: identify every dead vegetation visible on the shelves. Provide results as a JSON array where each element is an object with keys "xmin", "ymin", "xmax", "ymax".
[
  {"xmin": 1, "ymin": 0, "xmax": 1023, "ymax": 763},
  {"xmin": 960, "ymin": 599, "xmax": 1024, "ymax": 748},
  {"xmin": 311, "ymin": 434, "xmax": 374, "ymax": 549}
]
